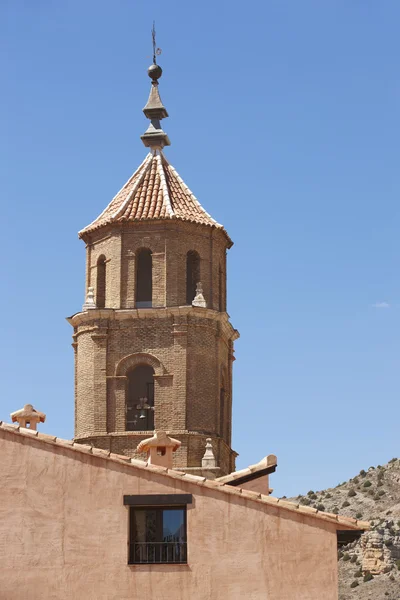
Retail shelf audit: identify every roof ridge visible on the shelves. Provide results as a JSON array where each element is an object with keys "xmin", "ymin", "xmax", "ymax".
[
  {"xmin": 156, "ymin": 152, "xmax": 174, "ymax": 218},
  {"xmin": 0, "ymin": 421, "xmax": 369, "ymax": 532},
  {"xmin": 112, "ymin": 155, "xmax": 152, "ymax": 220}
]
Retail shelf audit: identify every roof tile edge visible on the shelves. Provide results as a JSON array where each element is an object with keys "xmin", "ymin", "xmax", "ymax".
[{"xmin": 0, "ymin": 422, "xmax": 369, "ymax": 531}]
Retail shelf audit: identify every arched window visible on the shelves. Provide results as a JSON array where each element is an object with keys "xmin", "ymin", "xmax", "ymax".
[
  {"xmin": 136, "ymin": 249, "xmax": 152, "ymax": 308},
  {"xmin": 96, "ymin": 255, "xmax": 106, "ymax": 308},
  {"xmin": 126, "ymin": 365, "xmax": 155, "ymax": 431},
  {"xmin": 186, "ymin": 251, "xmax": 200, "ymax": 305}
]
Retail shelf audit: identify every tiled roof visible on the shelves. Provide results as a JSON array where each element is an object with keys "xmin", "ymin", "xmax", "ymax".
[
  {"xmin": 0, "ymin": 421, "xmax": 369, "ymax": 532},
  {"xmin": 216, "ymin": 454, "xmax": 277, "ymax": 485},
  {"xmin": 79, "ymin": 151, "xmax": 228, "ymax": 239}
]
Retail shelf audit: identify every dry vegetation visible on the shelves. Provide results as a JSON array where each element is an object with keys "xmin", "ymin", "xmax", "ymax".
[{"xmin": 289, "ymin": 458, "xmax": 400, "ymax": 599}]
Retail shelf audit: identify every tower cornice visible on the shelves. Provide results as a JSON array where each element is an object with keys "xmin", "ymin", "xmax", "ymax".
[{"xmin": 67, "ymin": 305, "xmax": 239, "ymax": 343}]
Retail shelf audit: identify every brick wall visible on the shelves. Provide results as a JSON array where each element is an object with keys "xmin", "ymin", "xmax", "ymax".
[
  {"xmin": 85, "ymin": 221, "xmax": 228, "ymax": 311},
  {"xmin": 71, "ymin": 220, "xmax": 238, "ymax": 476}
]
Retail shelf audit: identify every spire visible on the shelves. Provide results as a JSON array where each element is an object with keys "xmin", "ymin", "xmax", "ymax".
[{"xmin": 141, "ymin": 23, "xmax": 170, "ymax": 150}]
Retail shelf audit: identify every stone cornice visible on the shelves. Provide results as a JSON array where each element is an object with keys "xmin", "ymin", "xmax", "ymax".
[
  {"xmin": 80, "ymin": 211, "xmax": 233, "ymax": 249},
  {"xmin": 67, "ymin": 306, "xmax": 239, "ymax": 342},
  {"xmin": 74, "ymin": 431, "xmax": 237, "ymax": 457}
]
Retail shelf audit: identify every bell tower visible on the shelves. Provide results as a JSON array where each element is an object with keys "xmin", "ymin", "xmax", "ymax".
[{"xmin": 68, "ymin": 52, "xmax": 239, "ymax": 476}]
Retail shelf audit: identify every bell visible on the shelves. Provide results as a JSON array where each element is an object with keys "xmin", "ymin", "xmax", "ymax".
[{"xmin": 139, "ymin": 408, "xmax": 146, "ymax": 419}]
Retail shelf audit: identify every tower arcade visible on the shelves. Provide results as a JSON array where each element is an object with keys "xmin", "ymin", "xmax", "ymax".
[{"xmin": 68, "ymin": 59, "xmax": 239, "ymax": 475}]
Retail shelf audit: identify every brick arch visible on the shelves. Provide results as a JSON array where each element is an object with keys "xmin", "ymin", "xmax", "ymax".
[{"xmin": 115, "ymin": 352, "xmax": 165, "ymax": 377}]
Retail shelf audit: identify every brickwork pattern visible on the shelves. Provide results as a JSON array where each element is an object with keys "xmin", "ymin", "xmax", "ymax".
[{"xmin": 85, "ymin": 221, "xmax": 227, "ymax": 312}]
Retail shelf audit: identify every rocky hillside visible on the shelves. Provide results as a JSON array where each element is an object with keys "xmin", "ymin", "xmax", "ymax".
[{"xmin": 289, "ymin": 458, "xmax": 400, "ymax": 599}]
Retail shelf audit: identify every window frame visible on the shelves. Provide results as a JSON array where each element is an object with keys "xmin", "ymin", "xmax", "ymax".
[
  {"xmin": 128, "ymin": 504, "xmax": 188, "ymax": 565},
  {"xmin": 135, "ymin": 248, "xmax": 153, "ymax": 308},
  {"xmin": 125, "ymin": 365, "xmax": 155, "ymax": 432},
  {"xmin": 186, "ymin": 250, "xmax": 200, "ymax": 305},
  {"xmin": 96, "ymin": 255, "xmax": 107, "ymax": 309}
]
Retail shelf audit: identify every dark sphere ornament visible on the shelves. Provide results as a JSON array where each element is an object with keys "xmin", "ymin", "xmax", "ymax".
[{"xmin": 148, "ymin": 63, "xmax": 162, "ymax": 80}]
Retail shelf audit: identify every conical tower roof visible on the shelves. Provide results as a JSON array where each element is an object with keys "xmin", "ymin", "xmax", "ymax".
[
  {"xmin": 79, "ymin": 57, "xmax": 231, "ymax": 245},
  {"xmin": 79, "ymin": 151, "xmax": 230, "ymax": 243}
]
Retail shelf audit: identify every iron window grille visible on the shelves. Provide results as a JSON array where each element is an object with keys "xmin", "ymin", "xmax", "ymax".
[{"xmin": 128, "ymin": 506, "xmax": 187, "ymax": 565}]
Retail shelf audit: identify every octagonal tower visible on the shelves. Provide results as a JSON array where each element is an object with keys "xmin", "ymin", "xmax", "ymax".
[{"xmin": 68, "ymin": 59, "xmax": 239, "ymax": 476}]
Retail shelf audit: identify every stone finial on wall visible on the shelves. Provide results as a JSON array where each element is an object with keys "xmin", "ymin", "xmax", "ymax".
[
  {"xmin": 10, "ymin": 404, "xmax": 46, "ymax": 431},
  {"xmin": 192, "ymin": 282, "xmax": 207, "ymax": 308},
  {"xmin": 202, "ymin": 438, "xmax": 216, "ymax": 468},
  {"xmin": 82, "ymin": 286, "xmax": 96, "ymax": 311}
]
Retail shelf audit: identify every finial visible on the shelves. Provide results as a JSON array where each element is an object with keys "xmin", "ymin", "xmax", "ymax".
[
  {"xmin": 83, "ymin": 286, "xmax": 96, "ymax": 311},
  {"xmin": 148, "ymin": 22, "xmax": 163, "ymax": 81},
  {"xmin": 192, "ymin": 282, "xmax": 207, "ymax": 308},
  {"xmin": 202, "ymin": 438, "xmax": 216, "ymax": 468},
  {"xmin": 141, "ymin": 23, "xmax": 170, "ymax": 150},
  {"xmin": 152, "ymin": 21, "xmax": 158, "ymax": 65}
]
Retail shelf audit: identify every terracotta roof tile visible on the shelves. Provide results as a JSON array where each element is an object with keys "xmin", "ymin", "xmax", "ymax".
[
  {"xmin": 216, "ymin": 454, "xmax": 277, "ymax": 485},
  {"xmin": 79, "ymin": 151, "xmax": 229, "ymax": 241},
  {"xmin": 0, "ymin": 421, "xmax": 369, "ymax": 532}
]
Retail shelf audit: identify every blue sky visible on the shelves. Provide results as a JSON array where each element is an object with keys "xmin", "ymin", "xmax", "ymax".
[{"xmin": 2, "ymin": 1, "xmax": 399, "ymax": 497}]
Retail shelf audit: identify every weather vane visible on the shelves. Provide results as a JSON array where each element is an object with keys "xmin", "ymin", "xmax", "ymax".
[{"xmin": 152, "ymin": 21, "xmax": 162, "ymax": 64}]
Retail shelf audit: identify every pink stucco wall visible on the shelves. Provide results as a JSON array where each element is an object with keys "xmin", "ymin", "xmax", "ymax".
[
  {"xmin": 0, "ymin": 429, "xmax": 339, "ymax": 600},
  {"xmin": 240, "ymin": 473, "xmax": 270, "ymax": 494}
]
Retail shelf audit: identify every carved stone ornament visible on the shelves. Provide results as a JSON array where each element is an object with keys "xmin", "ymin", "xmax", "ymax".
[
  {"xmin": 192, "ymin": 282, "xmax": 207, "ymax": 308},
  {"xmin": 82, "ymin": 286, "xmax": 96, "ymax": 311},
  {"xmin": 202, "ymin": 438, "xmax": 216, "ymax": 468}
]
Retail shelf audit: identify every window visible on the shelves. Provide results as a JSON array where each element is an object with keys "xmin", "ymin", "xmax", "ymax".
[
  {"xmin": 186, "ymin": 251, "xmax": 200, "ymax": 305},
  {"xmin": 218, "ymin": 264, "xmax": 223, "ymax": 312},
  {"xmin": 96, "ymin": 255, "xmax": 106, "ymax": 308},
  {"xmin": 128, "ymin": 505, "xmax": 188, "ymax": 564},
  {"xmin": 220, "ymin": 387, "xmax": 225, "ymax": 438},
  {"xmin": 126, "ymin": 365, "xmax": 155, "ymax": 431},
  {"xmin": 136, "ymin": 248, "xmax": 152, "ymax": 308}
]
